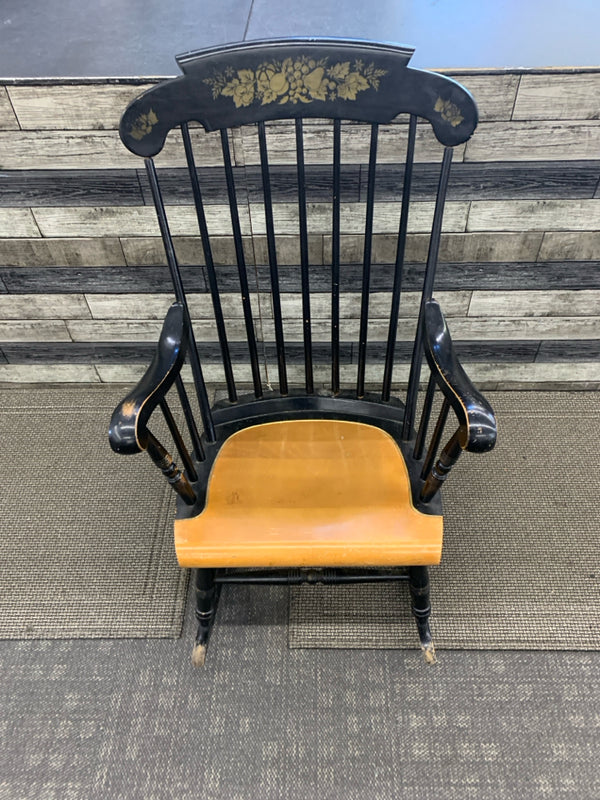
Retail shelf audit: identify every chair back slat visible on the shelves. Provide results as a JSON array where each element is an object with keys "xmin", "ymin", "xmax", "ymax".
[
  {"xmin": 356, "ymin": 123, "xmax": 379, "ymax": 399},
  {"xmin": 174, "ymin": 374, "xmax": 204, "ymax": 461},
  {"xmin": 295, "ymin": 119, "xmax": 314, "ymax": 394},
  {"xmin": 145, "ymin": 158, "xmax": 216, "ymax": 445},
  {"xmin": 421, "ymin": 396, "xmax": 450, "ymax": 480},
  {"xmin": 402, "ymin": 146, "xmax": 454, "ymax": 440},
  {"xmin": 219, "ymin": 129, "xmax": 263, "ymax": 398},
  {"xmin": 413, "ymin": 371, "xmax": 436, "ymax": 461},
  {"xmin": 181, "ymin": 123, "xmax": 237, "ymax": 403},
  {"xmin": 381, "ymin": 114, "xmax": 417, "ymax": 402},
  {"xmin": 258, "ymin": 122, "xmax": 288, "ymax": 395},
  {"xmin": 331, "ymin": 119, "xmax": 342, "ymax": 396},
  {"xmin": 159, "ymin": 397, "xmax": 198, "ymax": 482}
]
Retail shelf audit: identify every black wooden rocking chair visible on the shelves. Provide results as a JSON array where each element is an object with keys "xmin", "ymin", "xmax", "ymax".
[{"xmin": 109, "ymin": 38, "xmax": 497, "ymax": 666}]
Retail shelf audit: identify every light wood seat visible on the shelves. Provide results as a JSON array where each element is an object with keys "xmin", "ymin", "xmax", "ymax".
[{"xmin": 175, "ymin": 420, "xmax": 443, "ymax": 569}]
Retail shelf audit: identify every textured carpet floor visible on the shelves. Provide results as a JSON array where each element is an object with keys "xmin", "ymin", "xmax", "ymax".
[
  {"xmin": 0, "ymin": 386, "xmax": 188, "ymax": 638},
  {"xmin": 0, "ymin": 585, "xmax": 599, "ymax": 800},
  {"xmin": 290, "ymin": 392, "xmax": 600, "ymax": 650}
]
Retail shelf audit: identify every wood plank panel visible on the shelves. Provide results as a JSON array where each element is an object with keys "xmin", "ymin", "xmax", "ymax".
[
  {"xmin": 1, "ymin": 342, "xmax": 156, "ymax": 363},
  {"xmin": 538, "ymin": 232, "xmax": 600, "ymax": 261},
  {"xmin": 32, "ymin": 204, "xmax": 251, "ymax": 237},
  {"xmin": 362, "ymin": 340, "xmax": 539, "ymax": 363},
  {"xmin": 323, "ymin": 231, "xmax": 544, "ymax": 264},
  {"xmin": 368, "ymin": 161, "xmax": 600, "ymax": 202},
  {"xmin": 262, "ymin": 316, "xmax": 600, "ymax": 343},
  {"xmin": 0, "ymin": 169, "xmax": 144, "ymax": 207},
  {"xmin": 0, "ymin": 266, "xmax": 198, "ymax": 294},
  {"xmin": 0, "ymin": 208, "xmax": 40, "ymax": 237},
  {"xmin": 249, "ymin": 201, "xmax": 469, "ymax": 235},
  {"xmin": 0, "ymin": 364, "xmax": 100, "ymax": 382},
  {"xmin": 462, "ymin": 361, "xmax": 600, "ymax": 385},
  {"xmin": 0, "ymin": 87, "xmax": 19, "ymax": 130},
  {"xmin": 252, "ymin": 234, "xmax": 324, "ymax": 266},
  {"xmin": 447, "ymin": 74, "xmax": 520, "ymax": 121},
  {"xmin": 444, "ymin": 317, "xmax": 600, "ymax": 340},
  {"xmin": 120, "ymin": 235, "xmax": 256, "ymax": 267},
  {"xmin": 95, "ymin": 362, "xmax": 259, "ymax": 384},
  {"xmin": 0, "ymin": 320, "xmax": 72, "ymax": 341},
  {"xmin": 7, "ymin": 84, "xmax": 156, "ymax": 130},
  {"xmin": 469, "ymin": 290, "xmax": 600, "ymax": 318},
  {"xmin": 0, "ymin": 237, "xmax": 126, "ymax": 267},
  {"xmin": 66, "ymin": 320, "xmax": 164, "ymax": 342},
  {"xmin": 274, "ymin": 290, "xmax": 471, "ymax": 320},
  {"xmin": 467, "ymin": 200, "xmax": 600, "ymax": 232},
  {"xmin": 0, "ymin": 127, "xmax": 228, "ymax": 169},
  {"xmin": 67, "ymin": 318, "xmax": 251, "ymax": 343},
  {"xmin": 84, "ymin": 292, "xmax": 262, "ymax": 320},
  {"xmin": 239, "ymin": 122, "xmax": 465, "ymax": 165},
  {"xmin": 537, "ymin": 340, "xmax": 600, "ymax": 361},
  {"xmin": 513, "ymin": 74, "xmax": 600, "ymax": 121},
  {"xmin": 464, "ymin": 122, "xmax": 600, "ymax": 162},
  {"xmin": 0, "ymin": 293, "xmax": 90, "ymax": 319}
]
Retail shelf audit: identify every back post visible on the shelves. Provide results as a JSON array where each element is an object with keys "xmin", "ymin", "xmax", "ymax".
[{"xmin": 401, "ymin": 147, "xmax": 453, "ymax": 441}]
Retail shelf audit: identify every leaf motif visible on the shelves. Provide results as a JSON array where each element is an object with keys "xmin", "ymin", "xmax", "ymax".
[{"xmin": 206, "ymin": 55, "xmax": 387, "ymax": 108}]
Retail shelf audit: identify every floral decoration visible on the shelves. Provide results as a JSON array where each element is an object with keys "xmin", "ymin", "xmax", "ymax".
[
  {"xmin": 129, "ymin": 109, "xmax": 159, "ymax": 141},
  {"xmin": 203, "ymin": 57, "xmax": 387, "ymax": 107},
  {"xmin": 434, "ymin": 97, "xmax": 463, "ymax": 127}
]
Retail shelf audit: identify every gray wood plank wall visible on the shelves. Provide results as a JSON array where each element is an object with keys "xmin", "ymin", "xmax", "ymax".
[{"xmin": 0, "ymin": 70, "xmax": 599, "ymax": 389}]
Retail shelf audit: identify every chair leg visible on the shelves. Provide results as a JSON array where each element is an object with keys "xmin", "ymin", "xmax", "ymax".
[
  {"xmin": 192, "ymin": 568, "xmax": 220, "ymax": 667},
  {"xmin": 408, "ymin": 566, "xmax": 437, "ymax": 664}
]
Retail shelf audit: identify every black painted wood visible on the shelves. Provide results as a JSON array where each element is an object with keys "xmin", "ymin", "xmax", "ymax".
[
  {"xmin": 423, "ymin": 299, "xmax": 496, "ymax": 454},
  {"xmin": 0, "ymin": 170, "xmax": 144, "ymax": 207},
  {"xmin": 120, "ymin": 40, "xmax": 477, "ymax": 155}
]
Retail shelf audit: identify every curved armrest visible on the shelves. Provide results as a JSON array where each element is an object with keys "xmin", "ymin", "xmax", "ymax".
[
  {"xmin": 423, "ymin": 299, "xmax": 497, "ymax": 454},
  {"xmin": 109, "ymin": 302, "xmax": 189, "ymax": 455}
]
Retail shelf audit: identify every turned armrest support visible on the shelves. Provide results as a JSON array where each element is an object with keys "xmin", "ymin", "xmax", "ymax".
[
  {"xmin": 423, "ymin": 299, "xmax": 497, "ymax": 454},
  {"xmin": 109, "ymin": 302, "xmax": 189, "ymax": 456},
  {"xmin": 419, "ymin": 300, "xmax": 497, "ymax": 504}
]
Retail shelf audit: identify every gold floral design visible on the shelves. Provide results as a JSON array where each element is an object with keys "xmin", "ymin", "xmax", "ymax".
[
  {"xmin": 204, "ymin": 57, "xmax": 387, "ymax": 107},
  {"xmin": 434, "ymin": 97, "xmax": 463, "ymax": 127},
  {"xmin": 129, "ymin": 109, "xmax": 159, "ymax": 140}
]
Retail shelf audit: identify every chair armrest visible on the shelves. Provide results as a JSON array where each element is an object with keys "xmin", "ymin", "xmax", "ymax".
[
  {"xmin": 109, "ymin": 302, "xmax": 189, "ymax": 455},
  {"xmin": 423, "ymin": 299, "xmax": 497, "ymax": 454}
]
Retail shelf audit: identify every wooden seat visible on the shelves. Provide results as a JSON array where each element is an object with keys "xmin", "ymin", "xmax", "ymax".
[{"xmin": 175, "ymin": 420, "xmax": 443, "ymax": 568}]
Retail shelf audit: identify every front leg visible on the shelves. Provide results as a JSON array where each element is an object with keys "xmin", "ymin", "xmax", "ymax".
[
  {"xmin": 192, "ymin": 568, "xmax": 221, "ymax": 667},
  {"xmin": 409, "ymin": 565, "xmax": 437, "ymax": 664}
]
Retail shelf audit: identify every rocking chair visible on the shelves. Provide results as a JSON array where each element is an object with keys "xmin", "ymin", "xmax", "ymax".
[{"xmin": 109, "ymin": 38, "xmax": 497, "ymax": 666}]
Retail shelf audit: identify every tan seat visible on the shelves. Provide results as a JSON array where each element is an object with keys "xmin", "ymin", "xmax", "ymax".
[{"xmin": 175, "ymin": 419, "xmax": 443, "ymax": 569}]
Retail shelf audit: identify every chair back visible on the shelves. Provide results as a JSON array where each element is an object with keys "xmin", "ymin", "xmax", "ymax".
[{"xmin": 119, "ymin": 38, "xmax": 478, "ymax": 446}]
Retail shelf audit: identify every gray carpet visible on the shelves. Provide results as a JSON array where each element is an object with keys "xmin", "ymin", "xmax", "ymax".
[
  {"xmin": 290, "ymin": 392, "xmax": 600, "ymax": 650},
  {"xmin": 0, "ymin": 584, "xmax": 599, "ymax": 800},
  {"xmin": 0, "ymin": 387, "xmax": 188, "ymax": 638}
]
